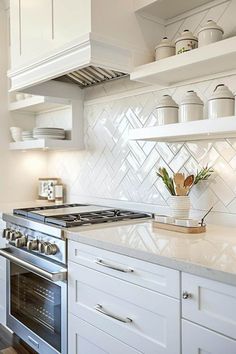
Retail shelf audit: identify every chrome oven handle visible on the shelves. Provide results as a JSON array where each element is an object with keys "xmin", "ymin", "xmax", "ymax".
[
  {"xmin": 95, "ymin": 259, "xmax": 134, "ymax": 273},
  {"xmin": 94, "ymin": 304, "xmax": 132, "ymax": 324},
  {"xmin": 0, "ymin": 248, "xmax": 67, "ymax": 282}
]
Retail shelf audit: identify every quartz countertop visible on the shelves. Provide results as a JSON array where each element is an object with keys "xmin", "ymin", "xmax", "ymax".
[
  {"xmin": 66, "ymin": 220, "xmax": 236, "ymax": 286},
  {"xmin": 0, "ymin": 200, "xmax": 56, "ymax": 215}
]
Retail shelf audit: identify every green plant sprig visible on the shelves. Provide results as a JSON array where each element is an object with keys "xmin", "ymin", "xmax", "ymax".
[
  {"xmin": 157, "ymin": 167, "xmax": 176, "ymax": 196},
  {"xmin": 194, "ymin": 165, "xmax": 214, "ymax": 185}
]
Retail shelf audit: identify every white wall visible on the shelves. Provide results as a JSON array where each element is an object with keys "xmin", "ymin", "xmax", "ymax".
[{"xmin": 0, "ymin": 3, "xmax": 47, "ymax": 203}]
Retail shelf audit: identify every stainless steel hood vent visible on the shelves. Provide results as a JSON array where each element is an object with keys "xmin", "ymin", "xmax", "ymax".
[{"xmin": 55, "ymin": 65, "xmax": 128, "ymax": 89}]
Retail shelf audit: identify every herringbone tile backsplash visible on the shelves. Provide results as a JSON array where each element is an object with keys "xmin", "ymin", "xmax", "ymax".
[{"xmin": 44, "ymin": 0, "xmax": 236, "ymax": 220}]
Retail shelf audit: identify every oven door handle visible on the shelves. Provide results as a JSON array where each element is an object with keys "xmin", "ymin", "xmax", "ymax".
[{"xmin": 0, "ymin": 248, "xmax": 67, "ymax": 282}]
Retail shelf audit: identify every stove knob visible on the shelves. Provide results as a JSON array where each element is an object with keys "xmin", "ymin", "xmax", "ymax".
[
  {"xmin": 44, "ymin": 243, "xmax": 58, "ymax": 255},
  {"xmin": 15, "ymin": 236, "xmax": 27, "ymax": 248},
  {"xmin": 10, "ymin": 231, "xmax": 22, "ymax": 241},
  {"xmin": 3, "ymin": 228, "xmax": 11, "ymax": 238},
  {"xmin": 38, "ymin": 241, "xmax": 50, "ymax": 253},
  {"xmin": 27, "ymin": 239, "xmax": 38, "ymax": 251},
  {"xmin": 5, "ymin": 229, "xmax": 13, "ymax": 240}
]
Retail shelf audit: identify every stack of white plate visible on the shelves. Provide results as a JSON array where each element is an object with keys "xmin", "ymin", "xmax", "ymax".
[
  {"xmin": 33, "ymin": 127, "xmax": 65, "ymax": 140},
  {"xmin": 22, "ymin": 130, "xmax": 34, "ymax": 141}
]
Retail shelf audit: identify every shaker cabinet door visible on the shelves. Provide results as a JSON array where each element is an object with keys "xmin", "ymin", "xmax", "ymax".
[
  {"xmin": 68, "ymin": 314, "xmax": 142, "ymax": 354},
  {"xmin": 182, "ymin": 272, "xmax": 236, "ymax": 339},
  {"xmin": 182, "ymin": 320, "xmax": 236, "ymax": 354}
]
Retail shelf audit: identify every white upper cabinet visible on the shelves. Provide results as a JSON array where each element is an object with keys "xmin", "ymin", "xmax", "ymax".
[{"xmin": 10, "ymin": 0, "xmax": 91, "ymax": 69}]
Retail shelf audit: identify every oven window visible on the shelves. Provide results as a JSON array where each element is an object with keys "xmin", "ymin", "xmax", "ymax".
[{"xmin": 10, "ymin": 262, "xmax": 61, "ymax": 352}]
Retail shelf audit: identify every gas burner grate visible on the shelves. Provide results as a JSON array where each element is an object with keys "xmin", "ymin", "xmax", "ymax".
[{"xmin": 45, "ymin": 209, "xmax": 151, "ymax": 227}]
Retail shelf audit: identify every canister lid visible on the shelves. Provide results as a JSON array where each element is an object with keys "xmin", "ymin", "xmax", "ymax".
[
  {"xmin": 208, "ymin": 84, "xmax": 234, "ymax": 101},
  {"xmin": 198, "ymin": 20, "xmax": 224, "ymax": 35},
  {"xmin": 180, "ymin": 90, "xmax": 204, "ymax": 105},
  {"xmin": 175, "ymin": 30, "xmax": 198, "ymax": 44},
  {"xmin": 155, "ymin": 37, "xmax": 175, "ymax": 50},
  {"xmin": 157, "ymin": 95, "xmax": 178, "ymax": 108}
]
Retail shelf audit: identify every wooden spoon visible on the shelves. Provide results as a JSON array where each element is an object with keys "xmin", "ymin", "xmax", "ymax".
[{"xmin": 184, "ymin": 175, "xmax": 194, "ymax": 188}]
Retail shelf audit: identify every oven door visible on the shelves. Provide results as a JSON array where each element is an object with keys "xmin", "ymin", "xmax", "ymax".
[{"xmin": 0, "ymin": 247, "xmax": 67, "ymax": 354}]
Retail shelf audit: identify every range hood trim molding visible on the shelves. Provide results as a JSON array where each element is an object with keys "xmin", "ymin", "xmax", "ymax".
[{"xmin": 8, "ymin": 32, "xmax": 135, "ymax": 92}]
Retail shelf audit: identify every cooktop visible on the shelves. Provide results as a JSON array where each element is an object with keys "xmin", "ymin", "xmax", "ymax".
[{"xmin": 13, "ymin": 204, "xmax": 152, "ymax": 228}]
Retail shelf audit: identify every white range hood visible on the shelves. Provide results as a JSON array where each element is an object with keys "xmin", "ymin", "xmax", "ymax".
[
  {"xmin": 8, "ymin": 32, "xmax": 133, "ymax": 91},
  {"xmin": 8, "ymin": 0, "xmax": 164, "ymax": 92}
]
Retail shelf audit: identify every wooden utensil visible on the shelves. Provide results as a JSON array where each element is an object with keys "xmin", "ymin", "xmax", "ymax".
[
  {"xmin": 175, "ymin": 186, "xmax": 188, "ymax": 196},
  {"xmin": 174, "ymin": 173, "xmax": 185, "ymax": 187},
  {"xmin": 184, "ymin": 175, "xmax": 194, "ymax": 188}
]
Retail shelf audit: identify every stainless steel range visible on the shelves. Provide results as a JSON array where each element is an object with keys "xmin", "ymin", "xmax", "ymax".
[{"xmin": 0, "ymin": 204, "xmax": 151, "ymax": 354}]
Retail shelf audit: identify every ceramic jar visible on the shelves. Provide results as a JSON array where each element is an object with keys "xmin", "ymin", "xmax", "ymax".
[
  {"xmin": 155, "ymin": 37, "xmax": 175, "ymax": 60},
  {"xmin": 198, "ymin": 20, "xmax": 224, "ymax": 47},
  {"xmin": 169, "ymin": 196, "xmax": 191, "ymax": 219},
  {"xmin": 175, "ymin": 30, "xmax": 198, "ymax": 54},
  {"xmin": 179, "ymin": 91, "xmax": 203, "ymax": 122},
  {"xmin": 208, "ymin": 84, "xmax": 234, "ymax": 119},
  {"xmin": 156, "ymin": 95, "xmax": 178, "ymax": 125}
]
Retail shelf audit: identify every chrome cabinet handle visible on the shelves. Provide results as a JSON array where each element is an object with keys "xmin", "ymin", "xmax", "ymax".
[
  {"xmin": 94, "ymin": 304, "xmax": 132, "ymax": 323},
  {"xmin": 182, "ymin": 291, "xmax": 192, "ymax": 299},
  {"xmin": 95, "ymin": 259, "xmax": 134, "ymax": 273}
]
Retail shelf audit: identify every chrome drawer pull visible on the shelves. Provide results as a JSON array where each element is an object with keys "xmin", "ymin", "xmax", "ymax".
[
  {"xmin": 95, "ymin": 259, "xmax": 134, "ymax": 273},
  {"xmin": 95, "ymin": 304, "xmax": 132, "ymax": 324}
]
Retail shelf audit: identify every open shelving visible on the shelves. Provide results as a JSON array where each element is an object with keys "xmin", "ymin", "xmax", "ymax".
[
  {"xmin": 129, "ymin": 116, "xmax": 236, "ymax": 142},
  {"xmin": 130, "ymin": 36, "xmax": 236, "ymax": 87},
  {"xmin": 134, "ymin": 0, "xmax": 215, "ymax": 21},
  {"xmin": 9, "ymin": 138, "xmax": 78, "ymax": 151},
  {"xmin": 9, "ymin": 95, "xmax": 71, "ymax": 113}
]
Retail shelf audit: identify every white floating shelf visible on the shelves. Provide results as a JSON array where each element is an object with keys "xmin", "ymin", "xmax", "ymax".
[
  {"xmin": 129, "ymin": 116, "xmax": 236, "ymax": 142},
  {"xmin": 131, "ymin": 36, "xmax": 236, "ymax": 86},
  {"xmin": 134, "ymin": 0, "xmax": 214, "ymax": 21},
  {"xmin": 9, "ymin": 95, "xmax": 71, "ymax": 113},
  {"xmin": 9, "ymin": 139, "xmax": 80, "ymax": 151}
]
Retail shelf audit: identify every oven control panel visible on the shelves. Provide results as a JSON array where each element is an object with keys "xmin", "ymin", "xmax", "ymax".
[{"xmin": 2, "ymin": 225, "xmax": 66, "ymax": 264}]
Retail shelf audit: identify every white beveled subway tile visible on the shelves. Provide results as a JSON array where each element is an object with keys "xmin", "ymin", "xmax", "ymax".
[
  {"xmin": 210, "ymin": 176, "xmax": 234, "ymax": 205},
  {"xmin": 212, "ymin": 200, "xmax": 229, "ymax": 213},
  {"xmin": 186, "ymin": 141, "xmax": 212, "ymax": 160},
  {"xmin": 139, "ymin": 147, "xmax": 160, "ymax": 173},
  {"xmin": 155, "ymin": 143, "xmax": 174, "ymax": 164},
  {"xmin": 126, "ymin": 151, "xmax": 141, "ymax": 172},
  {"xmin": 167, "ymin": 142, "xmax": 184, "ymax": 154},
  {"xmin": 169, "ymin": 146, "xmax": 190, "ymax": 171},
  {"xmin": 226, "ymin": 198, "xmax": 236, "ymax": 213},
  {"xmin": 184, "ymin": 156, "xmax": 201, "ymax": 175},
  {"xmin": 213, "ymin": 156, "xmax": 236, "ymax": 189},
  {"xmin": 142, "ymin": 141, "xmax": 156, "ymax": 156},
  {"xmin": 144, "ymin": 110, "xmax": 159, "ymax": 127},
  {"xmin": 214, "ymin": 141, "xmax": 236, "ymax": 162},
  {"xmin": 229, "ymin": 155, "xmax": 236, "ymax": 170},
  {"xmin": 128, "ymin": 140, "xmax": 147, "ymax": 164},
  {"xmin": 125, "ymin": 107, "xmax": 143, "ymax": 128},
  {"xmin": 191, "ymin": 189, "xmax": 218, "ymax": 210},
  {"xmin": 155, "ymin": 179, "xmax": 171, "ymax": 201}
]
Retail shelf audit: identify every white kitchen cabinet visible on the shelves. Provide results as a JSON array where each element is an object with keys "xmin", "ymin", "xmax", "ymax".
[
  {"xmin": 182, "ymin": 320, "xmax": 236, "ymax": 354},
  {"xmin": 68, "ymin": 243, "xmax": 180, "ymax": 354},
  {"xmin": 68, "ymin": 241, "xmax": 180, "ymax": 298},
  {"xmin": 69, "ymin": 314, "xmax": 142, "ymax": 354},
  {"xmin": 182, "ymin": 272, "xmax": 236, "ymax": 339},
  {"xmin": 10, "ymin": 0, "xmax": 91, "ymax": 70}
]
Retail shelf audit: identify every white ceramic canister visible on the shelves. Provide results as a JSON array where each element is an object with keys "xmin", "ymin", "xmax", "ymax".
[
  {"xmin": 155, "ymin": 37, "xmax": 175, "ymax": 60},
  {"xmin": 175, "ymin": 30, "xmax": 198, "ymax": 55},
  {"xmin": 169, "ymin": 196, "xmax": 191, "ymax": 219},
  {"xmin": 198, "ymin": 20, "xmax": 224, "ymax": 47},
  {"xmin": 208, "ymin": 84, "xmax": 234, "ymax": 119},
  {"xmin": 156, "ymin": 95, "xmax": 178, "ymax": 125},
  {"xmin": 179, "ymin": 90, "xmax": 204, "ymax": 123}
]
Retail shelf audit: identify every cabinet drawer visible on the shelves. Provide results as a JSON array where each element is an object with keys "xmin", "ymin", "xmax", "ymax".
[
  {"xmin": 69, "ymin": 261, "xmax": 180, "ymax": 354},
  {"xmin": 182, "ymin": 320, "xmax": 236, "ymax": 354},
  {"xmin": 68, "ymin": 241, "xmax": 179, "ymax": 298},
  {"xmin": 68, "ymin": 314, "xmax": 142, "ymax": 354},
  {"xmin": 182, "ymin": 273, "xmax": 236, "ymax": 339}
]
